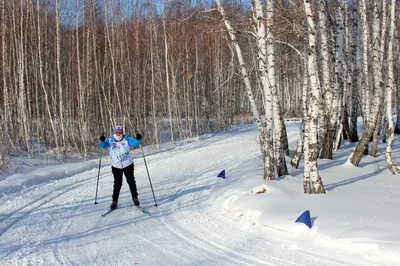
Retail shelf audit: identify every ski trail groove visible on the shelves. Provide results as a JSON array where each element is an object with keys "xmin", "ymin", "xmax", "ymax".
[
  {"xmin": 0, "ymin": 175, "xmax": 96, "ymax": 239},
  {"xmin": 158, "ymin": 213, "xmax": 275, "ymax": 265}
]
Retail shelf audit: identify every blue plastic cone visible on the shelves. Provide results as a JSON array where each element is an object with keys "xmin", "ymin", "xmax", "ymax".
[
  {"xmin": 295, "ymin": 210, "xmax": 312, "ymax": 228},
  {"xmin": 217, "ymin": 170, "xmax": 226, "ymax": 179}
]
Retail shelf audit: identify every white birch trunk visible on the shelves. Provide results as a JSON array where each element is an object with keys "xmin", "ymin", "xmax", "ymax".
[
  {"xmin": 371, "ymin": 0, "xmax": 387, "ymax": 157},
  {"xmin": 16, "ymin": 0, "xmax": 29, "ymax": 153},
  {"xmin": 318, "ymin": 0, "xmax": 332, "ymax": 159},
  {"xmin": 348, "ymin": 3, "xmax": 359, "ymax": 143},
  {"xmin": 340, "ymin": 3, "xmax": 351, "ymax": 141},
  {"xmin": 360, "ymin": 0, "xmax": 370, "ymax": 125},
  {"xmin": 333, "ymin": 1, "xmax": 345, "ymax": 149},
  {"xmin": 149, "ymin": 8, "xmax": 159, "ymax": 149},
  {"xmin": 303, "ymin": 0, "xmax": 325, "ymax": 193},
  {"xmin": 303, "ymin": 69, "xmax": 311, "ymax": 193},
  {"xmin": 395, "ymin": 36, "xmax": 400, "ymax": 134},
  {"xmin": 56, "ymin": 0, "xmax": 65, "ymax": 151},
  {"xmin": 0, "ymin": 0, "xmax": 5, "ymax": 162},
  {"xmin": 250, "ymin": 0, "xmax": 275, "ymax": 179},
  {"xmin": 0, "ymin": 19, "xmax": 2, "ymax": 162},
  {"xmin": 385, "ymin": 0, "xmax": 400, "ymax": 174},
  {"xmin": 76, "ymin": 0, "xmax": 87, "ymax": 157},
  {"xmin": 291, "ymin": 59, "xmax": 308, "ymax": 169},
  {"xmin": 265, "ymin": 0, "xmax": 288, "ymax": 176},
  {"xmin": 194, "ymin": 36, "xmax": 200, "ymax": 137},
  {"xmin": 104, "ymin": 0, "xmax": 123, "ymax": 126},
  {"xmin": 162, "ymin": 0, "xmax": 174, "ymax": 143}
]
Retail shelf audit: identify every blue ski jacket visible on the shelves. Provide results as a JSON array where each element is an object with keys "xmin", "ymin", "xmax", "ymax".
[{"xmin": 99, "ymin": 135, "xmax": 140, "ymax": 169}]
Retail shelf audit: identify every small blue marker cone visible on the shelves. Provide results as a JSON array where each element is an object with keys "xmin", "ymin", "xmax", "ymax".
[
  {"xmin": 295, "ymin": 210, "xmax": 312, "ymax": 228},
  {"xmin": 217, "ymin": 170, "xmax": 226, "ymax": 179}
]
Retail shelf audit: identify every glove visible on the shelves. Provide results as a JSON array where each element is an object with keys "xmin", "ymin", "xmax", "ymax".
[
  {"xmin": 99, "ymin": 135, "xmax": 106, "ymax": 142},
  {"xmin": 136, "ymin": 133, "xmax": 142, "ymax": 140}
]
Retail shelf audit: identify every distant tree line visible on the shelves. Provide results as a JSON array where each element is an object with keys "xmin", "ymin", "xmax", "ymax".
[{"xmin": 1, "ymin": 0, "xmax": 260, "ymax": 161}]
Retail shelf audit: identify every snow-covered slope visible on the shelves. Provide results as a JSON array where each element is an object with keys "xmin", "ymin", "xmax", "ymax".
[{"xmin": 1, "ymin": 123, "xmax": 399, "ymax": 265}]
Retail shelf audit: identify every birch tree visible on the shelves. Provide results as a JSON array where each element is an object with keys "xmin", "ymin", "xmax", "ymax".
[
  {"xmin": 349, "ymin": 1, "xmax": 385, "ymax": 166},
  {"xmin": 385, "ymin": 0, "xmax": 400, "ymax": 174},
  {"xmin": 318, "ymin": 0, "xmax": 332, "ymax": 159},
  {"xmin": 359, "ymin": 0, "xmax": 371, "ymax": 126},
  {"xmin": 333, "ymin": 0, "xmax": 345, "ymax": 150},
  {"xmin": 303, "ymin": 0, "xmax": 325, "ymax": 193},
  {"xmin": 347, "ymin": 3, "xmax": 359, "ymax": 143},
  {"xmin": 291, "ymin": 59, "xmax": 308, "ymax": 169},
  {"xmin": 370, "ymin": 0, "xmax": 387, "ymax": 158},
  {"xmin": 339, "ymin": 3, "xmax": 350, "ymax": 142},
  {"xmin": 265, "ymin": 0, "xmax": 288, "ymax": 176},
  {"xmin": 56, "ymin": 0, "xmax": 65, "ymax": 151},
  {"xmin": 13, "ymin": 0, "xmax": 29, "ymax": 152},
  {"xmin": 162, "ymin": 0, "xmax": 174, "ymax": 143},
  {"xmin": 0, "ymin": 0, "xmax": 6, "ymax": 165},
  {"xmin": 75, "ymin": 0, "xmax": 88, "ymax": 157},
  {"xmin": 148, "ymin": 4, "xmax": 160, "ymax": 149},
  {"xmin": 250, "ymin": 0, "xmax": 276, "ymax": 179}
]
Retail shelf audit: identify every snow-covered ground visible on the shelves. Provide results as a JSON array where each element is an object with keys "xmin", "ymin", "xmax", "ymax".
[{"xmin": 1, "ymin": 121, "xmax": 400, "ymax": 265}]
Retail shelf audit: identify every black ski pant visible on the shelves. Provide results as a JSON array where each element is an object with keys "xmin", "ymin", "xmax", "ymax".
[{"xmin": 111, "ymin": 163, "xmax": 138, "ymax": 203}]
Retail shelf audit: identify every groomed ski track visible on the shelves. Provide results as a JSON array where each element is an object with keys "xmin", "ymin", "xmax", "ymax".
[{"xmin": 0, "ymin": 126, "xmax": 377, "ymax": 266}]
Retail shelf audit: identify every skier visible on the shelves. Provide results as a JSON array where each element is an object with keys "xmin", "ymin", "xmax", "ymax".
[{"xmin": 99, "ymin": 125, "xmax": 142, "ymax": 210}]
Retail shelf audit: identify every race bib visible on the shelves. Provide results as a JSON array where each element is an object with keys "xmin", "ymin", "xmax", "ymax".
[{"xmin": 111, "ymin": 142, "xmax": 130, "ymax": 163}]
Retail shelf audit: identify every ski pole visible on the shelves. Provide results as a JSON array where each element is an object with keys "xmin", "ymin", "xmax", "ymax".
[
  {"xmin": 140, "ymin": 143, "xmax": 158, "ymax": 207},
  {"xmin": 95, "ymin": 147, "xmax": 102, "ymax": 204}
]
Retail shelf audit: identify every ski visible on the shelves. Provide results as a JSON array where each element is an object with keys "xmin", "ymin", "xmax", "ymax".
[
  {"xmin": 136, "ymin": 206, "xmax": 148, "ymax": 215},
  {"xmin": 101, "ymin": 208, "xmax": 115, "ymax": 217},
  {"xmin": 101, "ymin": 206, "xmax": 147, "ymax": 217}
]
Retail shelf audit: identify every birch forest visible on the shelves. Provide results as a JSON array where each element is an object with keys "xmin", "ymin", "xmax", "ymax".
[{"xmin": 1, "ymin": 0, "xmax": 400, "ymax": 193}]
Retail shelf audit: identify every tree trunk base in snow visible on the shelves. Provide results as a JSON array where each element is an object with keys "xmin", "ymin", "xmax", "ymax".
[
  {"xmin": 320, "ymin": 128, "xmax": 335, "ymax": 159},
  {"xmin": 349, "ymin": 130, "xmax": 359, "ymax": 142},
  {"xmin": 350, "ymin": 126, "xmax": 374, "ymax": 166}
]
